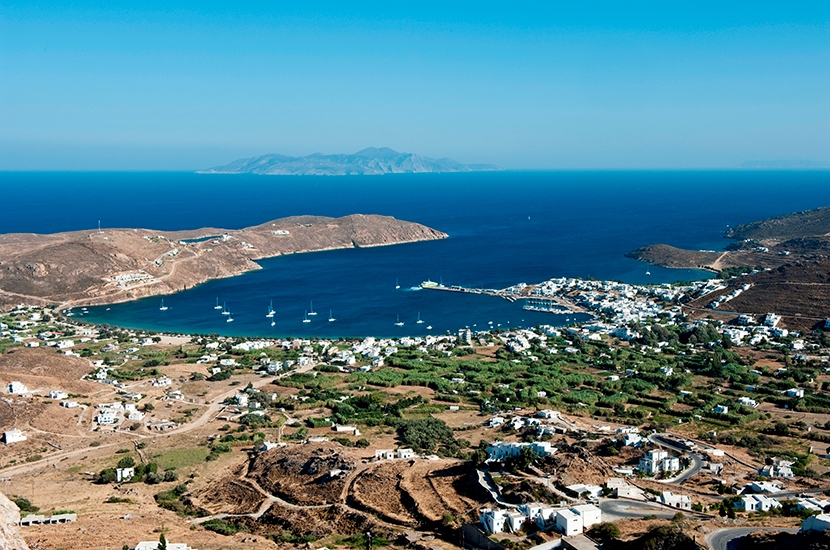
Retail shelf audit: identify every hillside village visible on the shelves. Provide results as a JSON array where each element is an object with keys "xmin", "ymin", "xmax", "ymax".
[{"xmin": 1, "ymin": 273, "xmax": 830, "ymax": 550}]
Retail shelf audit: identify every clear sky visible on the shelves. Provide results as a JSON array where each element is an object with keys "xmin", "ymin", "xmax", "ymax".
[{"xmin": 1, "ymin": 2, "xmax": 828, "ymax": 170}]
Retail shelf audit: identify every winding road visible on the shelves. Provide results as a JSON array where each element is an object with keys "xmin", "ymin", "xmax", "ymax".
[{"xmin": 706, "ymin": 527, "xmax": 799, "ymax": 550}]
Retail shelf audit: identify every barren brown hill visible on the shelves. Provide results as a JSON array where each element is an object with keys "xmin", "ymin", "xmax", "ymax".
[
  {"xmin": 204, "ymin": 443, "xmax": 491, "ymax": 537},
  {"xmin": 247, "ymin": 443, "xmax": 357, "ymax": 506},
  {"xmin": 626, "ymin": 245, "xmax": 726, "ymax": 272},
  {"xmin": 726, "ymin": 205, "xmax": 830, "ymax": 241},
  {"xmin": 628, "ymin": 206, "xmax": 830, "ymax": 273},
  {"xmin": 0, "ymin": 214, "xmax": 447, "ymax": 309},
  {"xmin": 685, "ymin": 259, "xmax": 830, "ymax": 330}
]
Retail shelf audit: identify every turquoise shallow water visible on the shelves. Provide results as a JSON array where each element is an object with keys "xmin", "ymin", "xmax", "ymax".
[{"xmin": 2, "ymin": 170, "xmax": 829, "ymax": 337}]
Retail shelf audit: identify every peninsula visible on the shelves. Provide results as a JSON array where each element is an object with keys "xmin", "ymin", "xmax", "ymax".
[
  {"xmin": 0, "ymin": 214, "xmax": 447, "ymax": 308},
  {"xmin": 628, "ymin": 205, "xmax": 830, "ymax": 329},
  {"xmin": 627, "ymin": 205, "xmax": 830, "ymax": 273},
  {"xmin": 199, "ymin": 147, "xmax": 500, "ymax": 176}
]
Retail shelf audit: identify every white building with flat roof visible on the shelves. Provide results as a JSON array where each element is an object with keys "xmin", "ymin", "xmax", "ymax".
[
  {"xmin": 639, "ymin": 449, "xmax": 680, "ymax": 475},
  {"xmin": 3, "ymin": 429, "xmax": 27, "ymax": 444},
  {"xmin": 8, "ymin": 381, "xmax": 28, "ymax": 395},
  {"xmin": 487, "ymin": 441, "xmax": 556, "ymax": 461},
  {"xmin": 735, "ymin": 495, "xmax": 781, "ymax": 512},
  {"xmin": 570, "ymin": 504, "xmax": 601, "ymax": 530},
  {"xmin": 556, "ymin": 509, "xmax": 582, "ymax": 537},
  {"xmin": 660, "ymin": 491, "xmax": 692, "ymax": 510}
]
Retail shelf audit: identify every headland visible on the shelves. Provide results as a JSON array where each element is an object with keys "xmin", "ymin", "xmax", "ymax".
[{"xmin": 0, "ymin": 214, "xmax": 447, "ymax": 309}]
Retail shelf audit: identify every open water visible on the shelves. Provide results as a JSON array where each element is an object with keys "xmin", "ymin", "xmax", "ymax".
[{"xmin": 1, "ymin": 170, "xmax": 829, "ymax": 338}]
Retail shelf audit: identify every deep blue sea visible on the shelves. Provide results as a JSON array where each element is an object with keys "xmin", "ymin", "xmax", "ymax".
[{"xmin": 2, "ymin": 170, "xmax": 829, "ymax": 338}]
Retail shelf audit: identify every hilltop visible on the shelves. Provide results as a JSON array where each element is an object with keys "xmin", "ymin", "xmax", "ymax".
[
  {"xmin": 627, "ymin": 204, "xmax": 830, "ymax": 329},
  {"xmin": 0, "ymin": 214, "xmax": 447, "ymax": 308},
  {"xmin": 199, "ymin": 147, "xmax": 501, "ymax": 176},
  {"xmin": 628, "ymin": 204, "xmax": 830, "ymax": 273}
]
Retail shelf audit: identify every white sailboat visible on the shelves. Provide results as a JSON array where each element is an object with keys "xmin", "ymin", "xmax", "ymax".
[
  {"xmin": 395, "ymin": 278, "xmax": 400, "ymax": 289},
  {"xmin": 416, "ymin": 311, "xmax": 424, "ymax": 324},
  {"xmin": 308, "ymin": 301, "xmax": 317, "ymax": 316},
  {"xmin": 214, "ymin": 298, "xmax": 222, "ymax": 310},
  {"xmin": 221, "ymin": 302, "xmax": 230, "ymax": 315},
  {"xmin": 328, "ymin": 310, "xmax": 336, "ymax": 322},
  {"xmin": 271, "ymin": 319, "xmax": 275, "ymax": 327},
  {"xmin": 302, "ymin": 311, "xmax": 311, "ymax": 323},
  {"xmin": 226, "ymin": 310, "xmax": 234, "ymax": 322},
  {"xmin": 394, "ymin": 314, "xmax": 404, "ymax": 327},
  {"xmin": 266, "ymin": 300, "xmax": 275, "ymax": 318},
  {"xmin": 159, "ymin": 299, "xmax": 168, "ymax": 311},
  {"xmin": 426, "ymin": 325, "xmax": 433, "ymax": 330}
]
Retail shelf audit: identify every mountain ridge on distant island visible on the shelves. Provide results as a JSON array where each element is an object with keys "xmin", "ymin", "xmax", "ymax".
[{"xmin": 198, "ymin": 147, "xmax": 501, "ymax": 176}]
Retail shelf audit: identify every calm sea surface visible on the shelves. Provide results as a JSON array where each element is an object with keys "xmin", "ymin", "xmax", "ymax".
[{"xmin": 2, "ymin": 171, "xmax": 829, "ymax": 338}]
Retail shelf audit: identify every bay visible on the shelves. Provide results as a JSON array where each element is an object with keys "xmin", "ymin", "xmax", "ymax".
[{"xmin": 2, "ymin": 170, "xmax": 829, "ymax": 337}]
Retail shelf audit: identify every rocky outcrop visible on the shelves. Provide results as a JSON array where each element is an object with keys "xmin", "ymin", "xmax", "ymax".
[{"xmin": 0, "ymin": 493, "xmax": 30, "ymax": 550}]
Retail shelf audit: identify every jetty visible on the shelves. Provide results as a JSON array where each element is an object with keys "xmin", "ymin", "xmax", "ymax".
[{"xmin": 419, "ymin": 281, "xmax": 585, "ymax": 313}]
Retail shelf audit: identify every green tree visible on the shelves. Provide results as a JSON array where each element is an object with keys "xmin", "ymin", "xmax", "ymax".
[{"xmin": 158, "ymin": 533, "xmax": 168, "ymax": 550}]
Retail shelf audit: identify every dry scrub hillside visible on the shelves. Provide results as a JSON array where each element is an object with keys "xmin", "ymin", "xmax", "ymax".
[
  {"xmin": 199, "ymin": 443, "xmax": 492, "ymax": 537},
  {"xmin": 350, "ymin": 459, "xmax": 490, "ymax": 528},
  {"xmin": 0, "ymin": 214, "xmax": 447, "ymax": 307},
  {"xmin": 686, "ymin": 259, "xmax": 830, "ymax": 330},
  {"xmin": 246, "ymin": 443, "xmax": 357, "ymax": 506}
]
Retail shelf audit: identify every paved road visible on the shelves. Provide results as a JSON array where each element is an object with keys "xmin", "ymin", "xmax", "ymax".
[
  {"xmin": 649, "ymin": 433, "xmax": 703, "ymax": 483},
  {"xmin": 598, "ymin": 499, "xmax": 679, "ymax": 521},
  {"xmin": 706, "ymin": 527, "xmax": 799, "ymax": 550}
]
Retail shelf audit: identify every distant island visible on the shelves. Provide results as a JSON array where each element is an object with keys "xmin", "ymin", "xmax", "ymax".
[
  {"xmin": 0, "ymin": 214, "xmax": 447, "ymax": 308},
  {"xmin": 198, "ymin": 147, "xmax": 501, "ymax": 176}
]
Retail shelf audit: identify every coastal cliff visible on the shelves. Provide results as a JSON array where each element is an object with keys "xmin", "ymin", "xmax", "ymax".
[{"xmin": 0, "ymin": 214, "xmax": 447, "ymax": 308}]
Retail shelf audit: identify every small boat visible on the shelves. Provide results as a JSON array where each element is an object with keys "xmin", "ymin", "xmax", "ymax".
[
  {"xmin": 646, "ymin": 271, "xmax": 651, "ymax": 276},
  {"xmin": 308, "ymin": 301, "xmax": 317, "ymax": 316},
  {"xmin": 394, "ymin": 315, "xmax": 404, "ymax": 327},
  {"xmin": 221, "ymin": 302, "xmax": 230, "ymax": 315},
  {"xmin": 105, "ymin": 307, "xmax": 110, "ymax": 311},
  {"xmin": 159, "ymin": 299, "xmax": 168, "ymax": 311},
  {"xmin": 226, "ymin": 311, "xmax": 234, "ymax": 322},
  {"xmin": 328, "ymin": 310, "xmax": 336, "ymax": 322},
  {"xmin": 416, "ymin": 312, "xmax": 424, "ymax": 324},
  {"xmin": 302, "ymin": 311, "xmax": 311, "ymax": 323},
  {"xmin": 271, "ymin": 320, "xmax": 275, "ymax": 327},
  {"xmin": 214, "ymin": 298, "xmax": 222, "ymax": 310},
  {"xmin": 266, "ymin": 300, "xmax": 275, "ymax": 318},
  {"xmin": 395, "ymin": 278, "xmax": 400, "ymax": 290},
  {"xmin": 426, "ymin": 325, "xmax": 432, "ymax": 330}
]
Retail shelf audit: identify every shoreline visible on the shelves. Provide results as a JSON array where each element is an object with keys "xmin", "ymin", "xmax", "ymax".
[{"xmin": 0, "ymin": 214, "xmax": 448, "ymax": 311}]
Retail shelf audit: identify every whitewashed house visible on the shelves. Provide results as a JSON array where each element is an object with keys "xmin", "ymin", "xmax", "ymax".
[
  {"xmin": 3, "ymin": 429, "xmax": 27, "ymax": 444},
  {"xmin": 639, "ymin": 449, "xmax": 680, "ymax": 475},
  {"xmin": 660, "ymin": 491, "xmax": 692, "ymax": 510}
]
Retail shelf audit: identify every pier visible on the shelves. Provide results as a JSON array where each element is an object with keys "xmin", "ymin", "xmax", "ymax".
[{"xmin": 419, "ymin": 282, "xmax": 586, "ymax": 313}]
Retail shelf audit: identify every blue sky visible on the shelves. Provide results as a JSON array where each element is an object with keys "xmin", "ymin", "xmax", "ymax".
[{"xmin": 1, "ymin": 2, "xmax": 828, "ymax": 170}]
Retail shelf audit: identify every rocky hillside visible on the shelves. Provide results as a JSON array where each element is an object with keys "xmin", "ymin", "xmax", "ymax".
[
  {"xmin": 199, "ymin": 147, "xmax": 500, "ymax": 175},
  {"xmin": 0, "ymin": 493, "xmax": 29, "ymax": 550},
  {"xmin": 726, "ymin": 205, "xmax": 830, "ymax": 241},
  {"xmin": 0, "ymin": 214, "xmax": 447, "ymax": 308}
]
